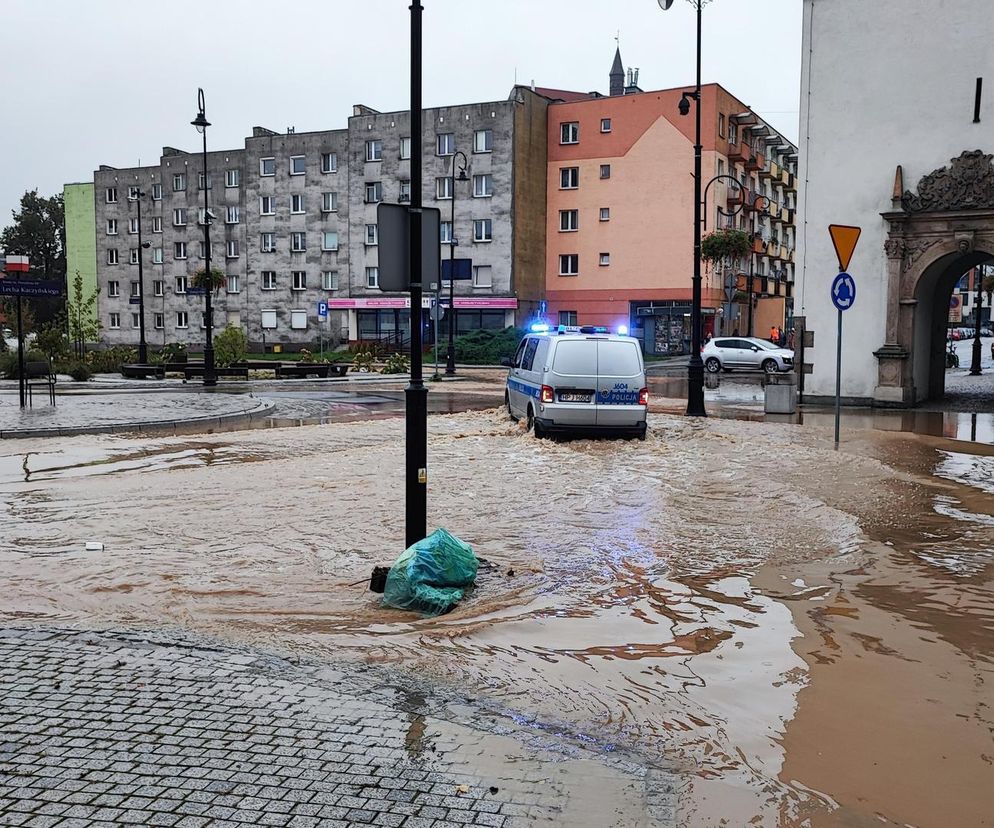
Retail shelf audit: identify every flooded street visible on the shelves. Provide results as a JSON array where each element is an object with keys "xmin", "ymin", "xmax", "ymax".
[{"xmin": 1, "ymin": 404, "xmax": 992, "ymax": 826}]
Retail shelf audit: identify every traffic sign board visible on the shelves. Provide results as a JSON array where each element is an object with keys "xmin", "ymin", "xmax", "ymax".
[
  {"xmin": 831, "ymin": 272, "xmax": 856, "ymax": 311},
  {"xmin": 317, "ymin": 301, "xmax": 328, "ymax": 318},
  {"xmin": 828, "ymin": 224, "xmax": 861, "ymax": 272}
]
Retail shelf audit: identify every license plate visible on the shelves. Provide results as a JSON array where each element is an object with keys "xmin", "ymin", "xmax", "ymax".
[{"xmin": 558, "ymin": 393, "xmax": 591, "ymax": 403}]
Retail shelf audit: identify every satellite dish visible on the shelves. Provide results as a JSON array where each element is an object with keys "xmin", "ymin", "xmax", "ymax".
[{"xmin": 658, "ymin": 0, "xmax": 675, "ymax": 8}]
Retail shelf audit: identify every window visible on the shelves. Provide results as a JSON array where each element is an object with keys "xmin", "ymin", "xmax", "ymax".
[
  {"xmin": 365, "ymin": 140, "xmax": 382, "ymax": 162},
  {"xmin": 197, "ymin": 208, "xmax": 209, "ymax": 226},
  {"xmin": 199, "ymin": 241, "xmax": 211, "ymax": 259},
  {"xmin": 364, "ymin": 182, "xmax": 382, "ymax": 203},
  {"xmin": 176, "ymin": 311, "xmax": 188, "ymax": 329},
  {"xmin": 718, "ymin": 113, "xmax": 726, "ymax": 139},
  {"xmin": 560, "ymin": 122, "xmax": 579, "ymax": 144},
  {"xmin": 290, "ymin": 194, "xmax": 305, "ymax": 214},
  {"xmin": 227, "ymin": 275, "xmax": 240, "ymax": 293},
  {"xmin": 152, "ymin": 247, "xmax": 163, "ymax": 264},
  {"xmin": 729, "ymin": 123, "xmax": 738, "ymax": 146},
  {"xmin": 198, "ymin": 172, "xmax": 211, "ymax": 190},
  {"xmin": 558, "ymin": 310, "xmax": 578, "ymax": 326},
  {"xmin": 600, "ymin": 207, "xmax": 610, "ymax": 221},
  {"xmin": 290, "ymin": 232, "xmax": 306, "ymax": 252},
  {"xmin": 174, "ymin": 241, "xmax": 187, "ymax": 259},
  {"xmin": 320, "ymin": 152, "xmax": 338, "ymax": 173},
  {"xmin": 321, "ymin": 192, "xmax": 338, "ymax": 213},
  {"xmin": 107, "ymin": 249, "xmax": 119, "ymax": 265},
  {"xmin": 154, "ymin": 313, "xmax": 164, "ymax": 330},
  {"xmin": 128, "ymin": 217, "xmax": 139, "ymax": 234},
  {"xmin": 560, "ymin": 167, "xmax": 579, "ymax": 189},
  {"xmin": 151, "ymin": 216, "xmax": 162, "ymax": 233},
  {"xmin": 473, "ymin": 174, "xmax": 493, "ymax": 198},
  {"xmin": 290, "ymin": 155, "xmax": 306, "ymax": 175},
  {"xmin": 107, "ymin": 280, "xmax": 120, "ymax": 297},
  {"xmin": 131, "ymin": 312, "xmax": 140, "ymax": 329},
  {"xmin": 600, "ymin": 118, "xmax": 612, "ymax": 133},
  {"xmin": 261, "ymin": 271, "xmax": 277, "ymax": 290},
  {"xmin": 106, "ymin": 219, "xmax": 118, "ymax": 235},
  {"xmin": 225, "ymin": 169, "xmax": 240, "ymax": 188},
  {"xmin": 398, "ymin": 180, "xmax": 411, "ymax": 202},
  {"xmin": 291, "ymin": 310, "xmax": 308, "ymax": 330},
  {"xmin": 226, "ymin": 240, "xmax": 239, "ymax": 258},
  {"xmin": 323, "ymin": 231, "xmax": 340, "ymax": 251},
  {"xmin": 436, "ymin": 133, "xmax": 455, "ymax": 156},
  {"xmin": 472, "ymin": 265, "xmax": 492, "ymax": 288},
  {"xmin": 399, "ymin": 137, "xmax": 411, "ymax": 159},
  {"xmin": 322, "ymin": 270, "xmax": 338, "ymax": 290},
  {"xmin": 153, "ymin": 280, "xmax": 164, "ymax": 296},
  {"xmin": 175, "ymin": 276, "xmax": 188, "ymax": 294},
  {"xmin": 225, "ymin": 206, "xmax": 240, "ymax": 224},
  {"xmin": 600, "ymin": 164, "xmax": 611, "ymax": 180},
  {"xmin": 559, "ymin": 254, "xmax": 579, "ymax": 276},
  {"xmin": 473, "ymin": 129, "xmax": 493, "ymax": 153},
  {"xmin": 473, "ymin": 219, "xmax": 492, "ymax": 242},
  {"xmin": 292, "ymin": 271, "xmax": 307, "ymax": 291},
  {"xmin": 259, "ymin": 196, "xmax": 275, "ymax": 215},
  {"xmin": 106, "ymin": 188, "xmax": 118, "ymax": 203},
  {"xmin": 173, "ymin": 173, "xmax": 186, "ymax": 192},
  {"xmin": 261, "ymin": 310, "xmax": 278, "ymax": 330},
  {"xmin": 559, "ymin": 210, "xmax": 578, "ymax": 232},
  {"xmin": 365, "ymin": 266, "xmax": 379, "ymax": 288},
  {"xmin": 109, "ymin": 313, "xmax": 120, "ymax": 329},
  {"xmin": 599, "ymin": 252, "xmax": 610, "ymax": 266},
  {"xmin": 363, "ymin": 225, "xmax": 376, "ymax": 247},
  {"xmin": 151, "ymin": 183, "xmax": 161, "ymax": 200},
  {"xmin": 436, "ymin": 177, "xmax": 453, "ymax": 200},
  {"xmin": 173, "ymin": 208, "xmax": 187, "ymax": 226},
  {"xmin": 130, "ymin": 248, "xmax": 139, "ymax": 265},
  {"xmin": 440, "ymin": 221, "xmax": 453, "ymax": 244},
  {"xmin": 260, "ymin": 232, "xmax": 276, "ymax": 252},
  {"xmin": 260, "ymin": 157, "xmax": 276, "ymax": 176}
]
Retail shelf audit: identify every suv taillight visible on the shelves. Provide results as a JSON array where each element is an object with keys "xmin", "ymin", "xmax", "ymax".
[
  {"xmin": 639, "ymin": 387, "xmax": 649, "ymax": 406},
  {"xmin": 541, "ymin": 385, "xmax": 554, "ymax": 403}
]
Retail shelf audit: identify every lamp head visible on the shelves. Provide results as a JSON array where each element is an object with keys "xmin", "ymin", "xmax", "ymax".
[
  {"xmin": 191, "ymin": 112, "xmax": 210, "ymax": 133},
  {"xmin": 678, "ymin": 96, "xmax": 691, "ymax": 116},
  {"xmin": 457, "ymin": 169, "xmax": 469, "ymax": 182},
  {"xmin": 658, "ymin": 0, "xmax": 675, "ymax": 8}
]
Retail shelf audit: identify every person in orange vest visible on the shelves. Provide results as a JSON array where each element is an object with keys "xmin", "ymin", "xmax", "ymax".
[{"xmin": 770, "ymin": 324, "xmax": 778, "ymax": 343}]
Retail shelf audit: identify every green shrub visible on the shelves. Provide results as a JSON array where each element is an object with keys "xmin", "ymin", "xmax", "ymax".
[
  {"xmin": 0, "ymin": 350, "xmax": 49, "ymax": 378},
  {"xmin": 159, "ymin": 342, "xmax": 188, "ymax": 363},
  {"xmin": 453, "ymin": 327, "xmax": 525, "ymax": 365},
  {"xmin": 299, "ymin": 348, "xmax": 314, "ymax": 363},
  {"xmin": 213, "ymin": 325, "xmax": 247, "ymax": 367},
  {"xmin": 35, "ymin": 323, "xmax": 70, "ymax": 360},
  {"xmin": 87, "ymin": 346, "xmax": 137, "ymax": 373},
  {"xmin": 68, "ymin": 362, "xmax": 92, "ymax": 382},
  {"xmin": 351, "ymin": 349, "xmax": 375, "ymax": 372},
  {"xmin": 381, "ymin": 352, "xmax": 410, "ymax": 374}
]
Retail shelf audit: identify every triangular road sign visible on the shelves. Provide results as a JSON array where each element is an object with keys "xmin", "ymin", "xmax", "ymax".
[{"xmin": 828, "ymin": 224, "xmax": 861, "ymax": 271}]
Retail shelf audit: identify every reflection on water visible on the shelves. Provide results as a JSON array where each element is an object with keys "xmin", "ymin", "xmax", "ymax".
[{"xmin": 1, "ymin": 408, "xmax": 992, "ymax": 825}]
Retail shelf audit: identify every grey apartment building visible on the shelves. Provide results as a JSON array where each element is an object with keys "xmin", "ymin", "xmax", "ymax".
[{"xmin": 73, "ymin": 88, "xmax": 550, "ymax": 351}]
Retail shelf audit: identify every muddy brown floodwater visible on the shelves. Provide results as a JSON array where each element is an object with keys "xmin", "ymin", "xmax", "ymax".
[{"xmin": 1, "ymin": 407, "xmax": 992, "ymax": 827}]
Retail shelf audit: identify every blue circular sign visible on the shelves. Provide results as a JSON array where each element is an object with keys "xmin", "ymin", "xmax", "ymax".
[{"xmin": 831, "ymin": 272, "xmax": 856, "ymax": 311}]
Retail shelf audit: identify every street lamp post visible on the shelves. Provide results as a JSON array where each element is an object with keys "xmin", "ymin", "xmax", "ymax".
[
  {"xmin": 660, "ymin": 0, "xmax": 708, "ymax": 416},
  {"xmin": 191, "ymin": 88, "xmax": 217, "ymax": 388},
  {"xmin": 445, "ymin": 150, "xmax": 469, "ymax": 375},
  {"xmin": 969, "ymin": 264, "xmax": 984, "ymax": 375},
  {"xmin": 128, "ymin": 189, "xmax": 149, "ymax": 364}
]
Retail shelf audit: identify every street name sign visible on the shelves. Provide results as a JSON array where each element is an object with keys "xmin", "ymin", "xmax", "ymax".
[
  {"xmin": 0, "ymin": 279, "xmax": 63, "ymax": 297},
  {"xmin": 441, "ymin": 258, "xmax": 472, "ymax": 281}
]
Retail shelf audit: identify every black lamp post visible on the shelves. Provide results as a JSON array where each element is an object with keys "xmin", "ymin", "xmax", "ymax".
[
  {"xmin": 128, "ymin": 188, "xmax": 150, "ymax": 364},
  {"xmin": 191, "ymin": 88, "xmax": 217, "ymax": 388},
  {"xmin": 660, "ymin": 0, "xmax": 709, "ymax": 416},
  {"xmin": 445, "ymin": 150, "xmax": 469, "ymax": 375},
  {"xmin": 969, "ymin": 264, "xmax": 984, "ymax": 375}
]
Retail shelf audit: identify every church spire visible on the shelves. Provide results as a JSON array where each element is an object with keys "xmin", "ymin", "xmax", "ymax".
[{"xmin": 610, "ymin": 46, "xmax": 624, "ymax": 96}]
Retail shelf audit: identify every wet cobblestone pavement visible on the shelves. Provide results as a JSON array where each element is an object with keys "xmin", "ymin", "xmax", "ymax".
[{"xmin": 0, "ymin": 627, "xmax": 676, "ymax": 827}]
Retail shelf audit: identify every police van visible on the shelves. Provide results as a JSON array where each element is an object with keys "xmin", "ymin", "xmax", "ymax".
[{"xmin": 503, "ymin": 325, "xmax": 648, "ymax": 439}]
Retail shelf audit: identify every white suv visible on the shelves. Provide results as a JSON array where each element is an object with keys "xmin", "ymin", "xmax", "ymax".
[{"xmin": 702, "ymin": 337, "xmax": 794, "ymax": 374}]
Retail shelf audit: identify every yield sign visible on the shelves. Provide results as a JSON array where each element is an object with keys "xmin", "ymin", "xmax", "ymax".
[{"xmin": 828, "ymin": 224, "xmax": 861, "ymax": 272}]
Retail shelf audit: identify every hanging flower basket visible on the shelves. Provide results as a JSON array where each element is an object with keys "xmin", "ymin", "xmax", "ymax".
[
  {"xmin": 700, "ymin": 229, "xmax": 752, "ymax": 267},
  {"xmin": 192, "ymin": 266, "xmax": 227, "ymax": 294}
]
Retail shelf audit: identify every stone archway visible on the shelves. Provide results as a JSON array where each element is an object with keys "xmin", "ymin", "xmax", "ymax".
[{"xmin": 875, "ymin": 151, "xmax": 994, "ymax": 405}]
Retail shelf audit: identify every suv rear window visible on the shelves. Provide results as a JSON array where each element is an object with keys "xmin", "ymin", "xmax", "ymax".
[{"xmin": 552, "ymin": 340, "xmax": 597, "ymax": 376}]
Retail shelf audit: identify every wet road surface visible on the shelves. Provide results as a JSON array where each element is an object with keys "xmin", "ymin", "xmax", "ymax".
[{"xmin": 1, "ymin": 404, "xmax": 993, "ymax": 826}]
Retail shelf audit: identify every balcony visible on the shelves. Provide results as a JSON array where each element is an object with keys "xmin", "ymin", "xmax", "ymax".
[
  {"xmin": 746, "ymin": 147, "xmax": 765, "ymax": 172},
  {"xmin": 726, "ymin": 185, "xmax": 746, "ymax": 207},
  {"xmin": 760, "ymin": 160, "xmax": 780, "ymax": 181},
  {"xmin": 766, "ymin": 240, "xmax": 779, "ymax": 258},
  {"xmin": 743, "ymin": 190, "xmax": 764, "ymax": 212},
  {"xmin": 728, "ymin": 140, "xmax": 751, "ymax": 164},
  {"xmin": 784, "ymin": 171, "xmax": 796, "ymax": 191},
  {"xmin": 752, "ymin": 234, "xmax": 766, "ymax": 254}
]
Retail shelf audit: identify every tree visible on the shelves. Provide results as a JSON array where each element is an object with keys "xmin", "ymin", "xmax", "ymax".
[
  {"xmin": 0, "ymin": 190, "xmax": 67, "ymax": 325},
  {"xmin": 65, "ymin": 270, "xmax": 100, "ymax": 358}
]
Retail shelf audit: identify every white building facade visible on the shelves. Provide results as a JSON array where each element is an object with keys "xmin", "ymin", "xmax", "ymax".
[{"xmin": 796, "ymin": 0, "xmax": 994, "ymax": 405}]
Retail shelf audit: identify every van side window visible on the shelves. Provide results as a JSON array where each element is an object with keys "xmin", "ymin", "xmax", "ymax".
[
  {"xmin": 512, "ymin": 338, "xmax": 528, "ymax": 368},
  {"xmin": 521, "ymin": 339, "xmax": 540, "ymax": 371}
]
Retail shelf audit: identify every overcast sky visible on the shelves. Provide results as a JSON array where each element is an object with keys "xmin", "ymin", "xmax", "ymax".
[{"xmin": 0, "ymin": 0, "xmax": 801, "ymax": 225}]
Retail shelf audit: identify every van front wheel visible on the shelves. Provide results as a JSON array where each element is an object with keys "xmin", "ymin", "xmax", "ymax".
[{"xmin": 505, "ymin": 391, "xmax": 518, "ymax": 421}]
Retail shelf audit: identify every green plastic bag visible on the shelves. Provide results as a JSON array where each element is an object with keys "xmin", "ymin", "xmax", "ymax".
[{"xmin": 382, "ymin": 528, "xmax": 478, "ymax": 616}]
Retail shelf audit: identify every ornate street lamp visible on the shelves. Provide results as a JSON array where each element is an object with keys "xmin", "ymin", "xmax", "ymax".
[
  {"xmin": 191, "ymin": 88, "xmax": 217, "ymax": 387},
  {"xmin": 445, "ymin": 150, "xmax": 469, "ymax": 375}
]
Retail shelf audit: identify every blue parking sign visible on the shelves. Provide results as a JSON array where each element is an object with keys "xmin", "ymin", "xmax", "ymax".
[{"xmin": 318, "ymin": 301, "xmax": 328, "ymax": 318}]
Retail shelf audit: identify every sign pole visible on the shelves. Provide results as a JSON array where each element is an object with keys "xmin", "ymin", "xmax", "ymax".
[
  {"xmin": 17, "ymin": 289, "xmax": 26, "ymax": 408},
  {"xmin": 405, "ymin": 0, "xmax": 428, "ymax": 548},
  {"xmin": 834, "ymin": 306, "xmax": 842, "ymax": 445}
]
